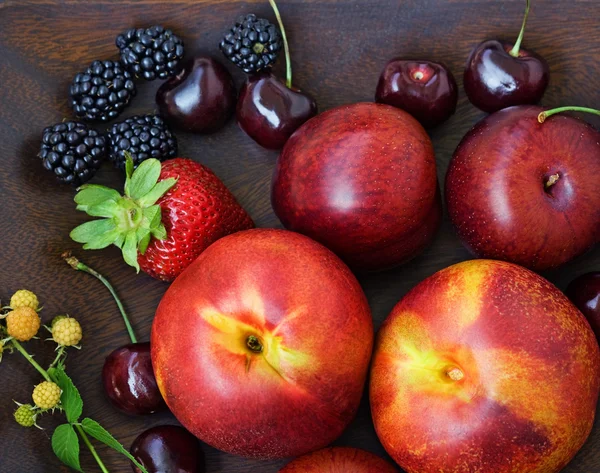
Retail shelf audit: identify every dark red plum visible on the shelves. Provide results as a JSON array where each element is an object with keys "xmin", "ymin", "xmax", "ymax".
[{"xmin": 566, "ymin": 272, "xmax": 600, "ymax": 339}]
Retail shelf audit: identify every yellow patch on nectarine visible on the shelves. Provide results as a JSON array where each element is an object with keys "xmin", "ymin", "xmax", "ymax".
[{"xmin": 442, "ymin": 260, "xmax": 489, "ymax": 329}]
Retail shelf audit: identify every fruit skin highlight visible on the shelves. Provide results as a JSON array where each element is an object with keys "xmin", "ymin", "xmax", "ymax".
[
  {"xmin": 151, "ymin": 228, "xmax": 373, "ymax": 459},
  {"xmin": 370, "ymin": 259, "xmax": 600, "ymax": 473},
  {"xmin": 279, "ymin": 447, "xmax": 398, "ymax": 472}
]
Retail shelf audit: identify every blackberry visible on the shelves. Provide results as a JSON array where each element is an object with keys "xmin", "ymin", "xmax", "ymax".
[
  {"xmin": 116, "ymin": 25, "xmax": 185, "ymax": 81},
  {"xmin": 39, "ymin": 121, "xmax": 106, "ymax": 186},
  {"xmin": 107, "ymin": 114, "xmax": 177, "ymax": 170},
  {"xmin": 69, "ymin": 60, "xmax": 136, "ymax": 122},
  {"xmin": 220, "ymin": 14, "xmax": 282, "ymax": 73}
]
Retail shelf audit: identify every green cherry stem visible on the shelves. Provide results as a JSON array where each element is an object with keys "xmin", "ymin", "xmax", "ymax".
[
  {"xmin": 11, "ymin": 340, "xmax": 52, "ymax": 382},
  {"xmin": 509, "ymin": 0, "xmax": 530, "ymax": 58},
  {"xmin": 62, "ymin": 252, "xmax": 138, "ymax": 344},
  {"xmin": 268, "ymin": 0, "xmax": 292, "ymax": 88},
  {"xmin": 75, "ymin": 424, "xmax": 110, "ymax": 473},
  {"xmin": 538, "ymin": 106, "xmax": 600, "ymax": 123}
]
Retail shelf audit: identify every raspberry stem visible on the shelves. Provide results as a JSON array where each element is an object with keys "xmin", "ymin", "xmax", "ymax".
[
  {"xmin": 11, "ymin": 340, "xmax": 52, "ymax": 382},
  {"xmin": 62, "ymin": 252, "xmax": 138, "ymax": 344},
  {"xmin": 75, "ymin": 424, "xmax": 110, "ymax": 473},
  {"xmin": 49, "ymin": 346, "xmax": 66, "ymax": 369},
  {"xmin": 268, "ymin": 0, "xmax": 292, "ymax": 88}
]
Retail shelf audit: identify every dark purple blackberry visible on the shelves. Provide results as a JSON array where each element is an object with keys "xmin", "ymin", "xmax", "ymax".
[
  {"xmin": 107, "ymin": 114, "xmax": 177, "ymax": 170},
  {"xmin": 219, "ymin": 14, "xmax": 282, "ymax": 73},
  {"xmin": 116, "ymin": 25, "xmax": 185, "ymax": 81},
  {"xmin": 39, "ymin": 122, "xmax": 106, "ymax": 186},
  {"xmin": 69, "ymin": 60, "xmax": 136, "ymax": 122}
]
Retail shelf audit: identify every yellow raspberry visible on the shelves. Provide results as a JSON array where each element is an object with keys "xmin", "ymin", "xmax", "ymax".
[
  {"xmin": 14, "ymin": 404, "xmax": 36, "ymax": 427},
  {"xmin": 10, "ymin": 290, "xmax": 39, "ymax": 310},
  {"xmin": 32, "ymin": 381, "xmax": 62, "ymax": 409},
  {"xmin": 51, "ymin": 317, "xmax": 82, "ymax": 347},
  {"xmin": 6, "ymin": 307, "xmax": 41, "ymax": 341}
]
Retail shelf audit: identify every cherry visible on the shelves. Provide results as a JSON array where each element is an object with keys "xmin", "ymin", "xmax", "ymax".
[
  {"xmin": 156, "ymin": 55, "xmax": 236, "ymax": 133},
  {"xmin": 464, "ymin": 0, "xmax": 549, "ymax": 113},
  {"xmin": 102, "ymin": 342, "xmax": 166, "ymax": 415},
  {"xmin": 130, "ymin": 425, "xmax": 205, "ymax": 473},
  {"xmin": 375, "ymin": 59, "xmax": 457, "ymax": 128},
  {"xmin": 566, "ymin": 272, "xmax": 600, "ymax": 340},
  {"xmin": 236, "ymin": 0, "xmax": 317, "ymax": 149}
]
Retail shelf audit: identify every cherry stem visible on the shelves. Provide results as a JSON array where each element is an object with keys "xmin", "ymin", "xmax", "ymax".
[
  {"xmin": 509, "ymin": 0, "xmax": 530, "ymax": 57},
  {"xmin": 62, "ymin": 252, "xmax": 137, "ymax": 344},
  {"xmin": 268, "ymin": 0, "xmax": 292, "ymax": 88},
  {"xmin": 538, "ymin": 106, "xmax": 600, "ymax": 123}
]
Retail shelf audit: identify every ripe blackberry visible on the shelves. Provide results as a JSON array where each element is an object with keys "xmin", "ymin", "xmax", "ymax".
[
  {"xmin": 220, "ymin": 14, "xmax": 282, "ymax": 73},
  {"xmin": 39, "ymin": 121, "xmax": 106, "ymax": 186},
  {"xmin": 116, "ymin": 25, "xmax": 185, "ymax": 81},
  {"xmin": 70, "ymin": 60, "xmax": 136, "ymax": 122},
  {"xmin": 107, "ymin": 114, "xmax": 177, "ymax": 170}
]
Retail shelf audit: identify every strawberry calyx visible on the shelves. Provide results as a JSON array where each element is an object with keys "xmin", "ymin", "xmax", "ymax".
[{"xmin": 70, "ymin": 154, "xmax": 177, "ymax": 272}]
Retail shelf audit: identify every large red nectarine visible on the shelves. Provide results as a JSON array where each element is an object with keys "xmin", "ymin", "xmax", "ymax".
[
  {"xmin": 151, "ymin": 229, "xmax": 373, "ymax": 459},
  {"xmin": 272, "ymin": 102, "xmax": 441, "ymax": 272},
  {"xmin": 279, "ymin": 447, "xmax": 398, "ymax": 473},
  {"xmin": 370, "ymin": 259, "xmax": 600, "ymax": 473}
]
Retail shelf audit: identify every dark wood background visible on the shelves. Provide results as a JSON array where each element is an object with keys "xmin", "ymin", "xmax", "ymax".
[{"xmin": 1, "ymin": 0, "xmax": 599, "ymax": 472}]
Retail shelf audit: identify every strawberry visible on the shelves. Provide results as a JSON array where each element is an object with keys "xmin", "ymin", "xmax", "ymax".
[{"xmin": 70, "ymin": 156, "xmax": 253, "ymax": 281}]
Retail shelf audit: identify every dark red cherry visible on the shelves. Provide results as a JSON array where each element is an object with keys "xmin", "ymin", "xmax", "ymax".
[
  {"xmin": 102, "ymin": 342, "xmax": 166, "ymax": 415},
  {"xmin": 130, "ymin": 425, "xmax": 205, "ymax": 473},
  {"xmin": 237, "ymin": 72, "xmax": 317, "ymax": 150},
  {"xmin": 375, "ymin": 59, "xmax": 458, "ymax": 128},
  {"xmin": 566, "ymin": 272, "xmax": 600, "ymax": 340},
  {"xmin": 156, "ymin": 55, "xmax": 236, "ymax": 133},
  {"xmin": 463, "ymin": 0, "xmax": 549, "ymax": 113}
]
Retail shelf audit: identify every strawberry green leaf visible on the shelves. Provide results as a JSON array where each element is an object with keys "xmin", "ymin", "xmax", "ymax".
[
  {"xmin": 151, "ymin": 223, "xmax": 168, "ymax": 241},
  {"xmin": 71, "ymin": 219, "xmax": 117, "ymax": 244},
  {"xmin": 122, "ymin": 231, "xmax": 140, "ymax": 272},
  {"xmin": 83, "ymin": 200, "xmax": 120, "ymax": 218},
  {"xmin": 114, "ymin": 234, "xmax": 125, "ymax": 248},
  {"xmin": 138, "ymin": 232, "xmax": 151, "ymax": 255},
  {"xmin": 74, "ymin": 185, "xmax": 120, "ymax": 208},
  {"xmin": 52, "ymin": 424, "xmax": 82, "ymax": 472},
  {"xmin": 142, "ymin": 205, "xmax": 162, "ymax": 229},
  {"xmin": 81, "ymin": 418, "xmax": 149, "ymax": 473},
  {"xmin": 128, "ymin": 159, "xmax": 161, "ymax": 200},
  {"xmin": 137, "ymin": 177, "xmax": 177, "ymax": 207},
  {"xmin": 82, "ymin": 230, "xmax": 121, "ymax": 250},
  {"xmin": 48, "ymin": 366, "xmax": 83, "ymax": 423},
  {"xmin": 124, "ymin": 155, "xmax": 135, "ymax": 197}
]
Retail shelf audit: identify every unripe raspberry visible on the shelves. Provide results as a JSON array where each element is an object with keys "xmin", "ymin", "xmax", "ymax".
[
  {"xmin": 6, "ymin": 307, "xmax": 41, "ymax": 341},
  {"xmin": 50, "ymin": 315, "xmax": 67, "ymax": 328},
  {"xmin": 32, "ymin": 381, "xmax": 62, "ymax": 409},
  {"xmin": 14, "ymin": 404, "xmax": 36, "ymax": 427},
  {"xmin": 52, "ymin": 317, "xmax": 82, "ymax": 346},
  {"xmin": 10, "ymin": 289, "xmax": 39, "ymax": 310}
]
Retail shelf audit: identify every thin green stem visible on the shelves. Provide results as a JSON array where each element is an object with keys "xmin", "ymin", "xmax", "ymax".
[
  {"xmin": 509, "ymin": 0, "xmax": 530, "ymax": 57},
  {"xmin": 538, "ymin": 106, "xmax": 600, "ymax": 123},
  {"xmin": 75, "ymin": 424, "xmax": 110, "ymax": 473},
  {"xmin": 12, "ymin": 340, "xmax": 52, "ymax": 382},
  {"xmin": 268, "ymin": 0, "xmax": 292, "ymax": 88},
  {"xmin": 63, "ymin": 253, "xmax": 137, "ymax": 344},
  {"xmin": 49, "ymin": 346, "xmax": 66, "ymax": 370}
]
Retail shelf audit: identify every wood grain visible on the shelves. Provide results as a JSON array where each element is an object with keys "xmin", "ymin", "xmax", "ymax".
[{"xmin": 0, "ymin": 0, "xmax": 599, "ymax": 472}]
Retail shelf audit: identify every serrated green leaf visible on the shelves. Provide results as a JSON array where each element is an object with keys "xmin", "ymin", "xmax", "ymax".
[
  {"xmin": 83, "ymin": 200, "xmax": 119, "ymax": 218},
  {"xmin": 137, "ymin": 177, "xmax": 177, "ymax": 207},
  {"xmin": 74, "ymin": 185, "xmax": 121, "ymax": 208},
  {"xmin": 52, "ymin": 424, "xmax": 82, "ymax": 472},
  {"xmin": 50, "ymin": 366, "xmax": 83, "ymax": 423},
  {"xmin": 128, "ymin": 159, "xmax": 161, "ymax": 200},
  {"xmin": 70, "ymin": 219, "xmax": 117, "ymax": 244},
  {"xmin": 82, "ymin": 229, "xmax": 120, "ymax": 250},
  {"xmin": 142, "ymin": 205, "xmax": 162, "ymax": 229},
  {"xmin": 81, "ymin": 418, "xmax": 149, "ymax": 473},
  {"xmin": 122, "ymin": 231, "xmax": 140, "ymax": 272},
  {"xmin": 151, "ymin": 223, "xmax": 167, "ymax": 241}
]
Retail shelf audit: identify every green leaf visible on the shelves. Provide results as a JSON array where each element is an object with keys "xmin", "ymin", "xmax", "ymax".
[
  {"xmin": 52, "ymin": 424, "xmax": 82, "ymax": 472},
  {"xmin": 81, "ymin": 418, "xmax": 149, "ymax": 473},
  {"xmin": 124, "ymin": 154, "xmax": 134, "ymax": 196},
  {"xmin": 83, "ymin": 200, "xmax": 120, "ymax": 218},
  {"xmin": 82, "ymin": 230, "xmax": 120, "ymax": 250},
  {"xmin": 114, "ymin": 234, "xmax": 125, "ymax": 248},
  {"xmin": 151, "ymin": 223, "xmax": 167, "ymax": 241},
  {"xmin": 122, "ymin": 231, "xmax": 140, "ymax": 272},
  {"xmin": 142, "ymin": 205, "xmax": 162, "ymax": 229},
  {"xmin": 70, "ymin": 219, "xmax": 117, "ymax": 244},
  {"xmin": 136, "ymin": 227, "xmax": 151, "ymax": 255},
  {"xmin": 127, "ymin": 159, "xmax": 161, "ymax": 200},
  {"xmin": 74, "ymin": 185, "xmax": 120, "ymax": 208},
  {"xmin": 50, "ymin": 366, "xmax": 83, "ymax": 423},
  {"xmin": 137, "ymin": 177, "xmax": 177, "ymax": 207}
]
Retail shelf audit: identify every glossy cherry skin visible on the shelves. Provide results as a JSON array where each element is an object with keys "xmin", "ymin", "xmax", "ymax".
[
  {"xmin": 566, "ymin": 272, "xmax": 600, "ymax": 340},
  {"xmin": 237, "ymin": 72, "xmax": 317, "ymax": 150},
  {"xmin": 102, "ymin": 342, "xmax": 166, "ymax": 415},
  {"xmin": 130, "ymin": 425, "xmax": 205, "ymax": 473},
  {"xmin": 464, "ymin": 40, "xmax": 549, "ymax": 113},
  {"xmin": 156, "ymin": 55, "xmax": 236, "ymax": 133},
  {"xmin": 375, "ymin": 59, "xmax": 458, "ymax": 128}
]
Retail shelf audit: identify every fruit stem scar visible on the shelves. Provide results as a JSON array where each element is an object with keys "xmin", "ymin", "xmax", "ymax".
[
  {"xmin": 253, "ymin": 43, "xmax": 265, "ymax": 54},
  {"xmin": 246, "ymin": 335, "xmax": 264, "ymax": 353},
  {"xmin": 446, "ymin": 367, "xmax": 464, "ymax": 381},
  {"xmin": 413, "ymin": 71, "xmax": 424, "ymax": 80},
  {"xmin": 545, "ymin": 173, "xmax": 560, "ymax": 189}
]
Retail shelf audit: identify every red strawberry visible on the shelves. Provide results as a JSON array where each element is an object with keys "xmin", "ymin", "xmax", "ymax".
[
  {"xmin": 138, "ymin": 159, "xmax": 254, "ymax": 280},
  {"xmin": 70, "ymin": 156, "xmax": 253, "ymax": 281}
]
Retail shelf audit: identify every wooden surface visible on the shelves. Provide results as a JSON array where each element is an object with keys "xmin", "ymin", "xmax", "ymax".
[{"xmin": 1, "ymin": 0, "xmax": 599, "ymax": 472}]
